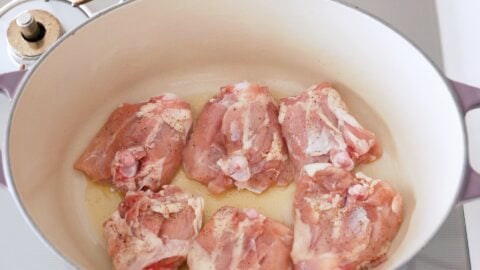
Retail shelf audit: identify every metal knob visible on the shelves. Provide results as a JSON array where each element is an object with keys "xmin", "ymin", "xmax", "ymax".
[{"xmin": 16, "ymin": 12, "xmax": 43, "ymax": 42}]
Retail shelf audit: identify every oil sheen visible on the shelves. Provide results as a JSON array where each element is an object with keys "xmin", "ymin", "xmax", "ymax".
[{"xmin": 84, "ymin": 181, "xmax": 122, "ymax": 237}]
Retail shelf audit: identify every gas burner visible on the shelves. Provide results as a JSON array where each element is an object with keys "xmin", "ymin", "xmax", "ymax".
[
  {"xmin": 7, "ymin": 10, "xmax": 63, "ymax": 65},
  {"xmin": 0, "ymin": 0, "xmax": 92, "ymax": 74}
]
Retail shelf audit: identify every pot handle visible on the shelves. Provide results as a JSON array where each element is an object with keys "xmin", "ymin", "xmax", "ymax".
[
  {"xmin": 0, "ymin": 70, "xmax": 27, "ymax": 187},
  {"xmin": 0, "ymin": 70, "xmax": 27, "ymax": 100},
  {"xmin": 450, "ymin": 80, "xmax": 480, "ymax": 201}
]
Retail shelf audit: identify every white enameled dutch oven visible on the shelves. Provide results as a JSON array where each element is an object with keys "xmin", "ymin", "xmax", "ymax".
[{"xmin": 1, "ymin": 1, "xmax": 480, "ymax": 269}]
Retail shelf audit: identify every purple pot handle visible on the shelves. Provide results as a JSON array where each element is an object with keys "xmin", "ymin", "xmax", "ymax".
[
  {"xmin": 0, "ymin": 70, "xmax": 27, "ymax": 186},
  {"xmin": 450, "ymin": 80, "xmax": 480, "ymax": 201},
  {"xmin": 0, "ymin": 70, "xmax": 27, "ymax": 100}
]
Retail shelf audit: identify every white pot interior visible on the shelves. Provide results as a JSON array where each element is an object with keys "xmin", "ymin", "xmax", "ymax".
[{"xmin": 6, "ymin": 0, "xmax": 465, "ymax": 269}]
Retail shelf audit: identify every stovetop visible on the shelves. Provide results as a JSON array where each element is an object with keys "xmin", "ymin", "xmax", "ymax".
[{"xmin": 0, "ymin": 0, "xmax": 477, "ymax": 269}]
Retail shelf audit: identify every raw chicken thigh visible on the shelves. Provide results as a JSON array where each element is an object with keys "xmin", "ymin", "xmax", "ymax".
[
  {"xmin": 279, "ymin": 83, "xmax": 380, "ymax": 172},
  {"xmin": 291, "ymin": 163, "xmax": 403, "ymax": 270},
  {"xmin": 188, "ymin": 206, "xmax": 293, "ymax": 270},
  {"xmin": 75, "ymin": 94, "xmax": 193, "ymax": 193},
  {"xmin": 183, "ymin": 82, "xmax": 294, "ymax": 194},
  {"xmin": 103, "ymin": 185, "xmax": 204, "ymax": 270}
]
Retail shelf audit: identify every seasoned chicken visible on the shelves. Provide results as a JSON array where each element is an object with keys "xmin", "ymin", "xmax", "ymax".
[
  {"xmin": 103, "ymin": 185, "xmax": 204, "ymax": 270},
  {"xmin": 74, "ymin": 102, "xmax": 143, "ymax": 181},
  {"xmin": 279, "ymin": 83, "xmax": 380, "ymax": 172},
  {"xmin": 183, "ymin": 82, "xmax": 294, "ymax": 194},
  {"xmin": 291, "ymin": 163, "xmax": 403, "ymax": 270},
  {"xmin": 188, "ymin": 206, "xmax": 293, "ymax": 270},
  {"xmin": 75, "ymin": 94, "xmax": 192, "ymax": 192}
]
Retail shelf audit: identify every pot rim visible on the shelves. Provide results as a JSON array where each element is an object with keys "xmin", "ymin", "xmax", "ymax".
[{"xmin": 1, "ymin": 0, "xmax": 469, "ymax": 268}]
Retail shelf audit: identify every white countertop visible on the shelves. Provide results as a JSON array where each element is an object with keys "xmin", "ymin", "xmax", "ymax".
[{"xmin": 1, "ymin": 0, "xmax": 479, "ymax": 269}]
